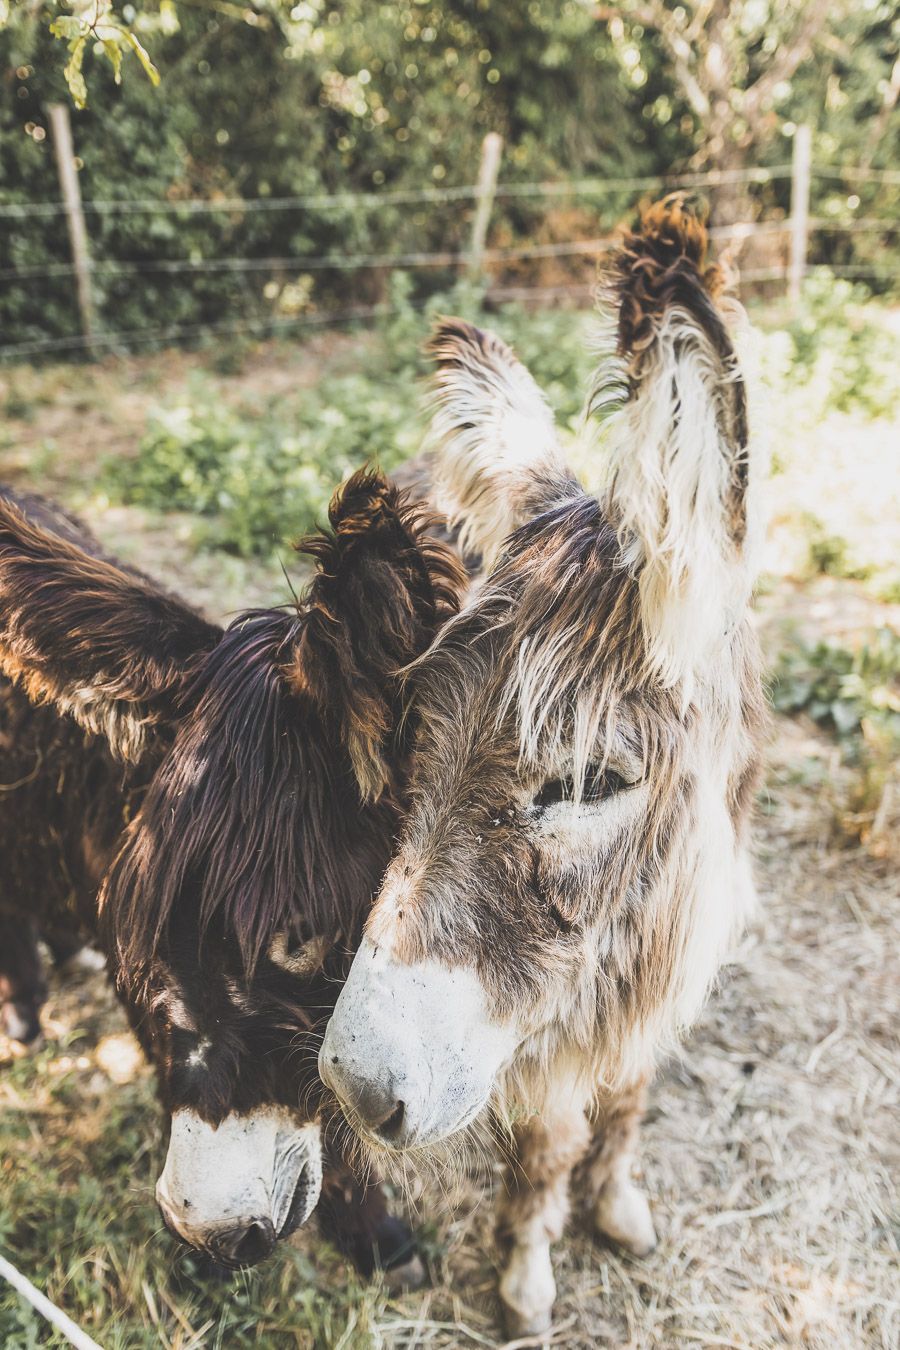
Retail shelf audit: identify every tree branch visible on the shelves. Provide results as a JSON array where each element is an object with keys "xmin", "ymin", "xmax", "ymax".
[
  {"xmin": 594, "ymin": 2, "xmax": 711, "ymax": 118},
  {"xmin": 742, "ymin": 0, "xmax": 834, "ymax": 118},
  {"xmin": 862, "ymin": 53, "xmax": 900, "ymax": 170}
]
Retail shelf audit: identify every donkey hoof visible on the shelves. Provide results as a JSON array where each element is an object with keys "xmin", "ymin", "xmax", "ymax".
[
  {"xmin": 382, "ymin": 1252, "xmax": 426, "ymax": 1293},
  {"xmin": 501, "ymin": 1301, "xmax": 553, "ymax": 1340},
  {"xmin": 594, "ymin": 1179, "xmax": 657, "ymax": 1256},
  {"xmin": 499, "ymin": 1243, "xmax": 555, "ymax": 1340}
]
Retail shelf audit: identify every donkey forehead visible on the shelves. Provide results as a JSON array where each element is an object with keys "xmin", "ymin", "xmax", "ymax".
[{"xmin": 410, "ymin": 510, "xmax": 653, "ymax": 772}]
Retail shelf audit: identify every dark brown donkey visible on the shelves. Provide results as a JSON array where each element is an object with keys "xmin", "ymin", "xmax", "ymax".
[{"xmin": 0, "ymin": 470, "xmax": 464, "ymax": 1276}]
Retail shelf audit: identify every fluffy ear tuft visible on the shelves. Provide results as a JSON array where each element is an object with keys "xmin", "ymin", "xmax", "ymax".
[
  {"xmin": 0, "ymin": 494, "xmax": 221, "ymax": 760},
  {"xmin": 426, "ymin": 317, "xmax": 571, "ymax": 570},
  {"xmin": 292, "ymin": 467, "xmax": 466, "ymax": 800},
  {"xmin": 592, "ymin": 194, "xmax": 763, "ymax": 691},
  {"xmin": 609, "ymin": 193, "xmax": 727, "ymax": 363}
]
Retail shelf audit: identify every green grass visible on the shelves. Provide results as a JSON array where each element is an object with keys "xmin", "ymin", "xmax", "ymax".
[{"xmin": 0, "ymin": 1034, "xmax": 391, "ymax": 1348}]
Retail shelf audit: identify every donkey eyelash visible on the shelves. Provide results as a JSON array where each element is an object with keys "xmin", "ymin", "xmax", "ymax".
[{"xmin": 534, "ymin": 764, "xmax": 631, "ymax": 809}]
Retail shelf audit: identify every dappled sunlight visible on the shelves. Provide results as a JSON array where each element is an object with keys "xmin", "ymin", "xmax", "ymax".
[{"xmin": 1, "ymin": 286, "xmax": 896, "ymax": 1346}]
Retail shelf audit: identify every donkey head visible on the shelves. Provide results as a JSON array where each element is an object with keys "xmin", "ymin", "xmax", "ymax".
[
  {"xmin": 0, "ymin": 469, "xmax": 463, "ymax": 1263},
  {"xmin": 321, "ymin": 197, "xmax": 767, "ymax": 1152}
]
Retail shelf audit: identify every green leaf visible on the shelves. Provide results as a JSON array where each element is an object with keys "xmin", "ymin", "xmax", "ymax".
[
  {"xmin": 102, "ymin": 37, "xmax": 123, "ymax": 86},
  {"xmin": 123, "ymin": 29, "xmax": 161, "ymax": 87},
  {"xmin": 63, "ymin": 35, "xmax": 89, "ymax": 110},
  {"xmin": 49, "ymin": 17, "xmax": 88, "ymax": 40}
]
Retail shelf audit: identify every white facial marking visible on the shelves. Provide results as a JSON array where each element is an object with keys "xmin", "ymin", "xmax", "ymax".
[
  {"xmin": 156, "ymin": 1107, "xmax": 322, "ymax": 1244},
  {"xmin": 535, "ymin": 781, "xmax": 649, "ymax": 848},
  {"xmin": 320, "ymin": 936, "xmax": 519, "ymax": 1147}
]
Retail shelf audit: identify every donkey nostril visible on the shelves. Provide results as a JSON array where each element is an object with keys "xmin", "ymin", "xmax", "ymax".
[
  {"xmin": 373, "ymin": 1100, "xmax": 406, "ymax": 1142},
  {"xmin": 210, "ymin": 1219, "xmax": 276, "ymax": 1268}
]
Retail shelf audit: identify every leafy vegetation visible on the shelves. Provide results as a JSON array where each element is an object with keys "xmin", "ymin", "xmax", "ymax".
[
  {"xmin": 772, "ymin": 627, "xmax": 900, "ymax": 743},
  {"xmin": 2, "ymin": 2, "xmax": 897, "ymax": 355},
  {"xmin": 775, "ymin": 272, "xmax": 899, "ymax": 421},
  {"xmin": 772, "ymin": 628, "xmax": 900, "ymax": 853},
  {"xmin": 101, "ymin": 279, "xmax": 597, "ymax": 555}
]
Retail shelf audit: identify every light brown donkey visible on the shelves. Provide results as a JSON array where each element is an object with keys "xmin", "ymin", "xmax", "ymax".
[{"xmin": 321, "ymin": 197, "xmax": 768, "ymax": 1335}]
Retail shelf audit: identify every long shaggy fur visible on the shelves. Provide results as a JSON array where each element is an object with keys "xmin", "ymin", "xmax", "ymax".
[
  {"xmin": 0, "ymin": 468, "xmax": 465, "ymax": 1270},
  {"xmin": 340, "ymin": 196, "xmax": 770, "ymax": 1330},
  {"xmin": 426, "ymin": 317, "xmax": 573, "ymax": 570},
  {"xmin": 590, "ymin": 193, "xmax": 764, "ymax": 692},
  {"xmin": 0, "ymin": 495, "xmax": 220, "ymax": 761}
]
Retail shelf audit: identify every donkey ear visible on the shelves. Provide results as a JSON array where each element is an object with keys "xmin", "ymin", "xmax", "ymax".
[
  {"xmin": 292, "ymin": 467, "xmax": 466, "ymax": 800},
  {"xmin": 426, "ymin": 317, "xmax": 573, "ymax": 571},
  {"xmin": 0, "ymin": 496, "xmax": 222, "ymax": 761},
  {"xmin": 593, "ymin": 194, "xmax": 762, "ymax": 688}
]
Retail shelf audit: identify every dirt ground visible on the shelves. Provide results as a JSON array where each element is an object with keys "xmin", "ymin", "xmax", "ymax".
[{"xmin": 0, "ymin": 338, "xmax": 897, "ymax": 1349}]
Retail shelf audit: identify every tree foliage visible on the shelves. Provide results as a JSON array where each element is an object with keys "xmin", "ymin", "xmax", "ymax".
[{"xmin": 1, "ymin": 1, "xmax": 896, "ymax": 355}]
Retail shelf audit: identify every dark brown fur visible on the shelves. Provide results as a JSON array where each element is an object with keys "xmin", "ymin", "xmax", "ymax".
[{"xmin": 0, "ymin": 471, "xmax": 465, "ymax": 1269}]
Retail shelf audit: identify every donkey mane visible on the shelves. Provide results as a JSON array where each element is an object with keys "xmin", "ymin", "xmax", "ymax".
[
  {"xmin": 102, "ymin": 610, "xmax": 372, "ymax": 978},
  {"xmin": 407, "ymin": 494, "xmax": 690, "ymax": 813},
  {"xmin": 104, "ymin": 468, "xmax": 465, "ymax": 983},
  {"xmin": 295, "ymin": 468, "xmax": 465, "ymax": 800}
]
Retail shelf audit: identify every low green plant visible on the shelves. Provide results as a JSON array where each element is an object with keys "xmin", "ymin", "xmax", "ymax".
[
  {"xmin": 103, "ymin": 369, "xmax": 423, "ymax": 556},
  {"xmin": 802, "ymin": 514, "xmax": 873, "ymax": 583},
  {"xmin": 103, "ymin": 293, "xmax": 597, "ymax": 556},
  {"xmin": 762, "ymin": 272, "xmax": 900, "ymax": 422},
  {"xmin": 772, "ymin": 627, "xmax": 900, "ymax": 743},
  {"xmin": 772, "ymin": 628, "xmax": 900, "ymax": 852}
]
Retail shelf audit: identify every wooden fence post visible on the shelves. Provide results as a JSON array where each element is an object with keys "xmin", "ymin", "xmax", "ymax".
[
  {"xmin": 788, "ymin": 123, "xmax": 812, "ymax": 307},
  {"xmin": 48, "ymin": 102, "xmax": 96, "ymax": 355},
  {"xmin": 468, "ymin": 132, "xmax": 504, "ymax": 280}
]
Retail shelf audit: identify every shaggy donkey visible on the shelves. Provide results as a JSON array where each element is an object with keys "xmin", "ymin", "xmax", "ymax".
[
  {"xmin": 321, "ymin": 197, "xmax": 768, "ymax": 1333},
  {"xmin": 0, "ymin": 471, "xmax": 463, "ymax": 1274}
]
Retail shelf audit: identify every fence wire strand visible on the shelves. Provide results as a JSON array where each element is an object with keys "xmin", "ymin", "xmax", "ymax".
[
  {"xmin": 2, "ymin": 263, "xmax": 897, "ymax": 362},
  {"xmin": 1, "ymin": 220, "xmax": 896, "ymax": 285},
  {"xmin": 2, "ymin": 159, "xmax": 897, "ymax": 360},
  {"xmin": 0, "ymin": 163, "xmax": 802, "ymax": 220},
  {"xmin": 1, "ymin": 160, "xmax": 897, "ymax": 220}
]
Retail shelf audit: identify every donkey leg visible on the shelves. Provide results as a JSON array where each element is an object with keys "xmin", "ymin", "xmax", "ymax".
[
  {"xmin": 316, "ymin": 1158, "xmax": 424, "ymax": 1290},
  {"xmin": 585, "ymin": 1077, "xmax": 656, "ymax": 1256},
  {"xmin": 495, "ymin": 1079, "xmax": 591, "ymax": 1337},
  {"xmin": 0, "ymin": 915, "xmax": 47, "ymax": 1045}
]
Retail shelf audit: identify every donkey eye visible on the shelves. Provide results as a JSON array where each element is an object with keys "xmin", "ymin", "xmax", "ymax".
[{"xmin": 534, "ymin": 764, "xmax": 629, "ymax": 809}]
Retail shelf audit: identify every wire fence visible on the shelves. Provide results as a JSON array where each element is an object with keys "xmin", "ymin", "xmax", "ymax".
[
  {"xmin": 2, "ymin": 158, "xmax": 897, "ymax": 362},
  {"xmin": 2, "ymin": 220, "xmax": 897, "ymax": 285},
  {"xmin": 0, "ymin": 162, "xmax": 800, "ymax": 219}
]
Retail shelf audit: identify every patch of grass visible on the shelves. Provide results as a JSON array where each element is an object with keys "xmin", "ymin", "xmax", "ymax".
[
  {"xmin": 100, "ymin": 277, "xmax": 598, "ymax": 558},
  {"xmin": 0, "ymin": 1035, "xmax": 389, "ymax": 1348},
  {"xmin": 772, "ymin": 627, "xmax": 900, "ymax": 853}
]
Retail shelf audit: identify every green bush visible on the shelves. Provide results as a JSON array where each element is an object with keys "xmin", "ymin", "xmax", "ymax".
[
  {"xmin": 103, "ymin": 283, "xmax": 597, "ymax": 555},
  {"xmin": 772, "ymin": 628, "xmax": 900, "ymax": 852},
  {"xmin": 772, "ymin": 627, "xmax": 900, "ymax": 745},
  {"xmin": 104, "ymin": 370, "xmax": 421, "ymax": 556},
  {"xmin": 773, "ymin": 272, "xmax": 899, "ymax": 421}
]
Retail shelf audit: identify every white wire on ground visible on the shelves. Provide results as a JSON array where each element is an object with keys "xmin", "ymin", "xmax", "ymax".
[{"xmin": 0, "ymin": 1253, "xmax": 105, "ymax": 1350}]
